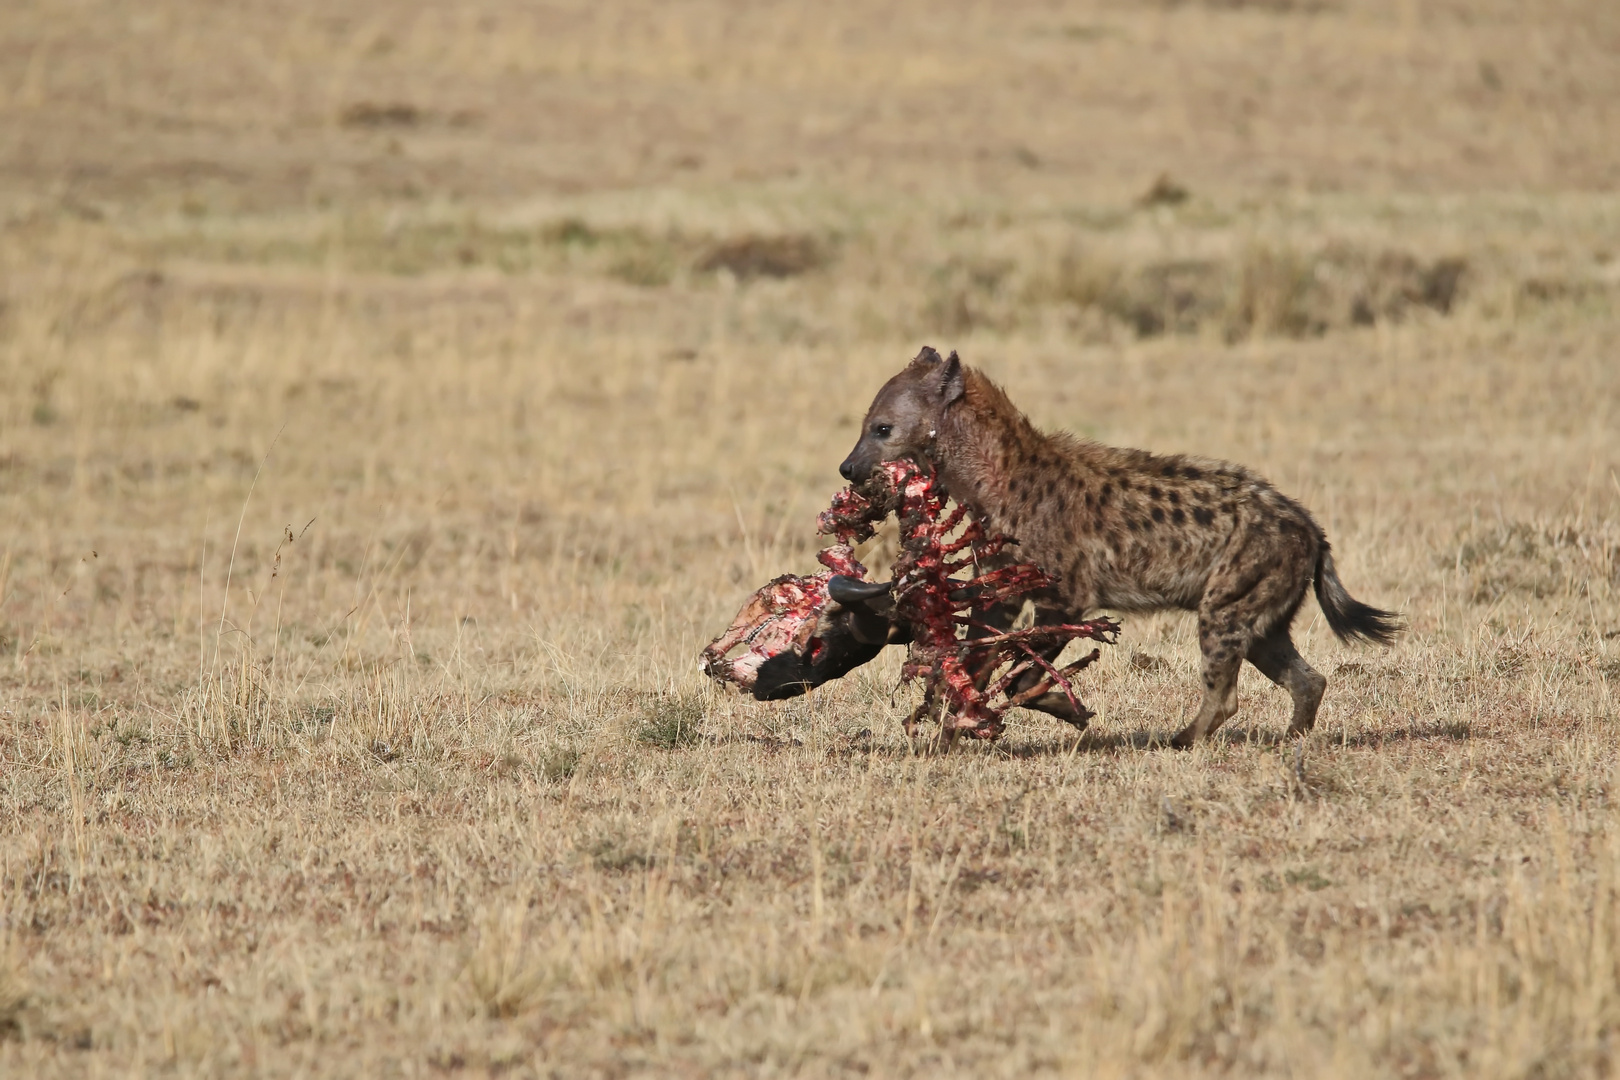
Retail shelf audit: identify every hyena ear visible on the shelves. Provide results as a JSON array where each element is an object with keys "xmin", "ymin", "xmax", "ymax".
[
  {"xmin": 937, "ymin": 351, "xmax": 965, "ymax": 405},
  {"xmin": 910, "ymin": 345, "xmax": 943, "ymax": 368}
]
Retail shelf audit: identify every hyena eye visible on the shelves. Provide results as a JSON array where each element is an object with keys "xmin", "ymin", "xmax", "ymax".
[{"xmin": 873, "ymin": 424, "xmax": 892, "ymax": 438}]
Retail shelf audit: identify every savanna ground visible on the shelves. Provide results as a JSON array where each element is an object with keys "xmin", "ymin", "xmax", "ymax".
[{"xmin": 2, "ymin": 1, "xmax": 1619, "ymax": 1076}]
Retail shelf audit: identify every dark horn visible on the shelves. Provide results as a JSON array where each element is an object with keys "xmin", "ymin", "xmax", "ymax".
[{"xmin": 828, "ymin": 576, "xmax": 892, "ymax": 606}]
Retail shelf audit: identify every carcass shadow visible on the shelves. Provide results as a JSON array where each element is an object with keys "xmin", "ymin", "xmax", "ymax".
[{"xmin": 991, "ymin": 729, "xmax": 1167, "ymax": 757}]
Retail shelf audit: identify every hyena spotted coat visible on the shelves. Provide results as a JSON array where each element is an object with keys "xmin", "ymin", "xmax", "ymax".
[{"xmin": 838, "ymin": 347, "xmax": 1401, "ymax": 747}]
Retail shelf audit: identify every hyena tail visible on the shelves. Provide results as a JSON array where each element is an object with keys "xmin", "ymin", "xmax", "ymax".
[{"xmin": 1313, "ymin": 544, "xmax": 1403, "ymax": 646}]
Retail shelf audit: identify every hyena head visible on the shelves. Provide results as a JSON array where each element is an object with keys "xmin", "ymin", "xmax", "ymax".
[{"xmin": 839, "ymin": 346, "xmax": 964, "ymax": 483}]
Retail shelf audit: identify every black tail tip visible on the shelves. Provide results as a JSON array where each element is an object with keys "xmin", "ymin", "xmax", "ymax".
[{"xmin": 1330, "ymin": 602, "xmax": 1405, "ymax": 647}]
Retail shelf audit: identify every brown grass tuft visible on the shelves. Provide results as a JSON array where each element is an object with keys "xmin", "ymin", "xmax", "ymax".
[
  {"xmin": 696, "ymin": 234, "xmax": 828, "ymax": 280},
  {"xmin": 0, "ymin": 965, "xmax": 28, "ymax": 1043},
  {"xmin": 338, "ymin": 102, "xmax": 424, "ymax": 129}
]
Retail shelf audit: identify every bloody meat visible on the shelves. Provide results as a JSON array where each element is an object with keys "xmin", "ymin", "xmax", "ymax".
[{"xmin": 703, "ymin": 460, "xmax": 1119, "ymax": 744}]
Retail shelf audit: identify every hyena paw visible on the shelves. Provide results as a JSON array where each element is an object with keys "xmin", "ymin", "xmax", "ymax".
[{"xmin": 1168, "ymin": 725, "xmax": 1200, "ymax": 749}]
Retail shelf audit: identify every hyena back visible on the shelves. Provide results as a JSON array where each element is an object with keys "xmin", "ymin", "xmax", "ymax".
[{"xmin": 838, "ymin": 347, "xmax": 1401, "ymax": 746}]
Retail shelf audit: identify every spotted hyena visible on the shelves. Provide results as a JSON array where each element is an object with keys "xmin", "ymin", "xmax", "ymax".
[{"xmin": 837, "ymin": 347, "xmax": 1401, "ymax": 746}]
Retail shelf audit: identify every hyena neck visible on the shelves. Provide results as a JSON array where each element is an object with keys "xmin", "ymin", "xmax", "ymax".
[{"xmin": 932, "ymin": 369, "xmax": 1046, "ymax": 514}]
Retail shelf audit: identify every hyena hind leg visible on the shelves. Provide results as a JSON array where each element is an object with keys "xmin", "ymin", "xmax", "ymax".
[{"xmin": 1246, "ymin": 629, "xmax": 1327, "ymax": 737}]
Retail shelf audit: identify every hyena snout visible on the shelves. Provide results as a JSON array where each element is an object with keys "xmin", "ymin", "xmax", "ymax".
[{"xmin": 838, "ymin": 437, "xmax": 886, "ymax": 484}]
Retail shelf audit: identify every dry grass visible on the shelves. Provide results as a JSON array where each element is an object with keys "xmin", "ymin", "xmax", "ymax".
[{"xmin": 2, "ymin": 0, "xmax": 1620, "ymax": 1076}]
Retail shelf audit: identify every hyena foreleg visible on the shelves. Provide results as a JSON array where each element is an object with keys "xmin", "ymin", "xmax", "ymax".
[{"xmin": 1170, "ymin": 610, "xmax": 1248, "ymax": 748}]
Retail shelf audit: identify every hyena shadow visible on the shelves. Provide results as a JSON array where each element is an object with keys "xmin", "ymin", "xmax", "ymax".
[
  {"xmin": 869, "ymin": 717, "xmax": 1471, "ymax": 758},
  {"xmin": 1337, "ymin": 721, "xmax": 1474, "ymax": 748},
  {"xmin": 984, "ymin": 721, "xmax": 1459, "ymax": 757}
]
